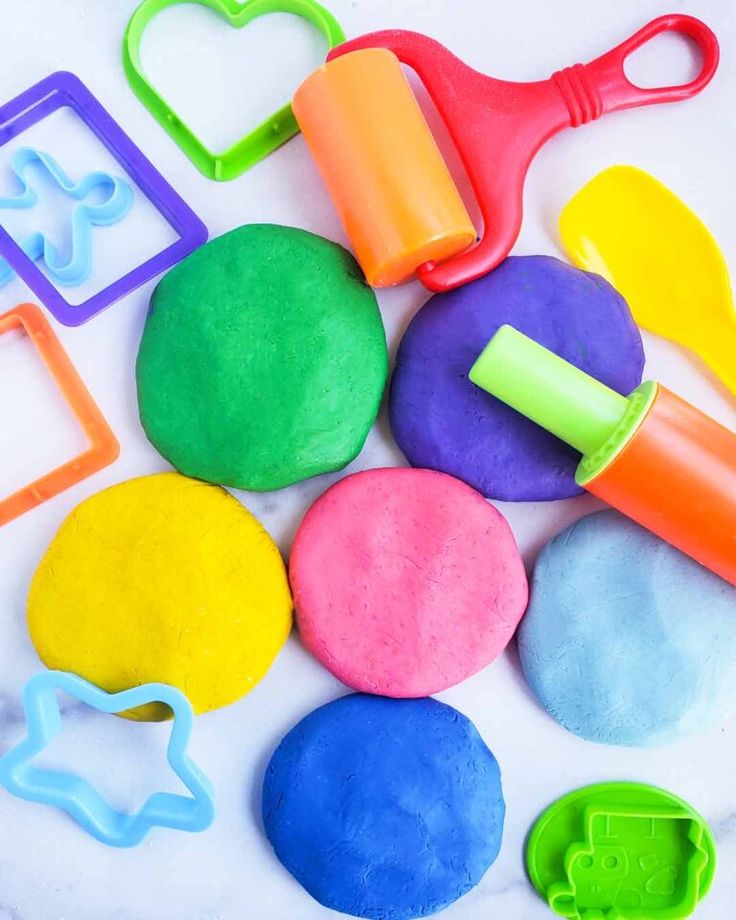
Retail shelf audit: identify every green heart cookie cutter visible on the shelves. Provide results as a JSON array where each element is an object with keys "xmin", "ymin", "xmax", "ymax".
[{"xmin": 123, "ymin": 0, "xmax": 345, "ymax": 181}]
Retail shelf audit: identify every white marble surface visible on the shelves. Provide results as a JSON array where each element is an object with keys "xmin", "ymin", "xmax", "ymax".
[{"xmin": 0, "ymin": 0, "xmax": 735, "ymax": 917}]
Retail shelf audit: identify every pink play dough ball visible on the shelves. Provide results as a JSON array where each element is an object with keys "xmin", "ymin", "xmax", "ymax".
[{"xmin": 289, "ymin": 468, "xmax": 529, "ymax": 697}]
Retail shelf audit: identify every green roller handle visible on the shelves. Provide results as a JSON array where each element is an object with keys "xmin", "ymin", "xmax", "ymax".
[{"xmin": 469, "ymin": 325, "xmax": 630, "ymax": 456}]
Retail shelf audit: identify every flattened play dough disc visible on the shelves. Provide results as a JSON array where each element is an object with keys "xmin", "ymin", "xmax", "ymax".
[
  {"xmin": 28, "ymin": 473, "xmax": 292, "ymax": 721},
  {"xmin": 527, "ymin": 783, "xmax": 716, "ymax": 920},
  {"xmin": 390, "ymin": 256, "xmax": 644, "ymax": 501},
  {"xmin": 518, "ymin": 510, "xmax": 736, "ymax": 746},
  {"xmin": 263, "ymin": 694, "xmax": 505, "ymax": 920},
  {"xmin": 290, "ymin": 468, "xmax": 528, "ymax": 697},
  {"xmin": 136, "ymin": 224, "xmax": 388, "ymax": 492}
]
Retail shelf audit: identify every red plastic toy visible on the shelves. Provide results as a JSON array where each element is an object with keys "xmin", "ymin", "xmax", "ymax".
[{"xmin": 324, "ymin": 14, "xmax": 719, "ymax": 292}]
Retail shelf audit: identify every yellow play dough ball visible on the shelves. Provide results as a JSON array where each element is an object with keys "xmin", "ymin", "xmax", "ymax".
[{"xmin": 28, "ymin": 473, "xmax": 293, "ymax": 721}]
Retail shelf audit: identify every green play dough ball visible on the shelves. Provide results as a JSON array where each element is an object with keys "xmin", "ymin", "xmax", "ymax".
[{"xmin": 136, "ymin": 225, "xmax": 388, "ymax": 491}]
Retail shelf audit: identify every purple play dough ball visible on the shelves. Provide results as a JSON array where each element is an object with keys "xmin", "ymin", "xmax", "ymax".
[{"xmin": 390, "ymin": 256, "xmax": 644, "ymax": 501}]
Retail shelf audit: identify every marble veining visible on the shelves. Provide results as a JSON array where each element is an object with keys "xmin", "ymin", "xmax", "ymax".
[{"xmin": 0, "ymin": 0, "xmax": 735, "ymax": 917}]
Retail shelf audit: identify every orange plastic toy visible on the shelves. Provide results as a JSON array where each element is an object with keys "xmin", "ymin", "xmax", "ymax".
[
  {"xmin": 293, "ymin": 49, "xmax": 477, "ymax": 287},
  {"xmin": 471, "ymin": 326, "xmax": 736, "ymax": 585},
  {"xmin": 294, "ymin": 14, "xmax": 719, "ymax": 291},
  {"xmin": 586, "ymin": 386, "xmax": 736, "ymax": 586},
  {"xmin": 0, "ymin": 303, "xmax": 119, "ymax": 526}
]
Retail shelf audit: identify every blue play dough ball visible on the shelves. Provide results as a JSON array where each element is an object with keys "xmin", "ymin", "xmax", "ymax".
[
  {"xmin": 262, "ymin": 694, "xmax": 505, "ymax": 920},
  {"xmin": 518, "ymin": 510, "xmax": 736, "ymax": 746},
  {"xmin": 390, "ymin": 255, "xmax": 644, "ymax": 501}
]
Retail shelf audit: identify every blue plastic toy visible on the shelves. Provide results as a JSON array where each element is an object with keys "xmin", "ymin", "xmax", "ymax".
[
  {"xmin": 0, "ymin": 670, "xmax": 215, "ymax": 847},
  {"xmin": 0, "ymin": 147, "xmax": 133, "ymax": 287}
]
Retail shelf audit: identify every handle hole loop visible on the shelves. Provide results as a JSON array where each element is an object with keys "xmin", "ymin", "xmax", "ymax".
[{"xmin": 623, "ymin": 28, "xmax": 703, "ymax": 89}]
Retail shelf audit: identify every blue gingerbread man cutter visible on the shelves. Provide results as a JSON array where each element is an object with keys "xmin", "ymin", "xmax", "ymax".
[
  {"xmin": 0, "ymin": 670, "xmax": 215, "ymax": 847},
  {"xmin": 0, "ymin": 147, "xmax": 133, "ymax": 288},
  {"xmin": 0, "ymin": 72, "xmax": 207, "ymax": 326}
]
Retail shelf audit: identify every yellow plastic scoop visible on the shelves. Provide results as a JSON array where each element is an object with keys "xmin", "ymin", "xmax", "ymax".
[{"xmin": 560, "ymin": 165, "xmax": 736, "ymax": 396}]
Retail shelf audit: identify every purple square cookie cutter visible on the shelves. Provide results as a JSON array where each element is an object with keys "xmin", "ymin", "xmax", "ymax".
[{"xmin": 0, "ymin": 72, "xmax": 208, "ymax": 326}]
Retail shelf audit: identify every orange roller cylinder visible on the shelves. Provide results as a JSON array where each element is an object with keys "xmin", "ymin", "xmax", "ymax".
[{"xmin": 293, "ymin": 48, "xmax": 477, "ymax": 287}]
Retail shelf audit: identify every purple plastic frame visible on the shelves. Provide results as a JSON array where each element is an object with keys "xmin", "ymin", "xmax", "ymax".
[{"xmin": 0, "ymin": 72, "xmax": 208, "ymax": 326}]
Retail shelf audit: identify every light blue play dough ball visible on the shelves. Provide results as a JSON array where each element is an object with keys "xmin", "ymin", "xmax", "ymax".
[{"xmin": 518, "ymin": 510, "xmax": 736, "ymax": 746}]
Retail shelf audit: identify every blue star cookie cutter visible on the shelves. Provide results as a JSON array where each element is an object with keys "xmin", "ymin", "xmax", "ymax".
[
  {"xmin": 0, "ymin": 147, "xmax": 133, "ymax": 287},
  {"xmin": 0, "ymin": 670, "xmax": 215, "ymax": 847}
]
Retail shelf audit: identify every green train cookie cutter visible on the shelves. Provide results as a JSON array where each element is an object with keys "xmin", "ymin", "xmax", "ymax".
[
  {"xmin": 123, "ymin": 0, "xmax": 345, "ymax": 181},
  {"xmin": 526, "ymin": 783, "xmax": 716, "ymax": 920}
]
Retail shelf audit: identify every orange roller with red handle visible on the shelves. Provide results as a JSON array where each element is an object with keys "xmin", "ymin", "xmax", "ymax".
[
  {"xmin": 293, "ymin": 14, "xmax": 719, "ymax": 291},
  {"xmin": 293, "ymin": 49, "xmax": 476, "ymax": 287}
]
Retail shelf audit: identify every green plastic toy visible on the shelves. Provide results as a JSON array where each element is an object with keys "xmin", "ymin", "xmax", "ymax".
[
  {"xmin": 469, "ymin": 324, "xmax": 736, "ymax": 587},
  {"xmin": 469, "ymin": 324, "xmax": 657, "ymax": 486},
  {"xmin": 123, "ymin": 0, "xmax": 345, "ymax": 181},
  {"xmin": 526, "ymin": 783, "xmax": 716, "ymax": 920}
]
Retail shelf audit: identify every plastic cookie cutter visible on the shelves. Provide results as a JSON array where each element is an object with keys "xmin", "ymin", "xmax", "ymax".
[
  {"xmin": 294, "ymin": 14, "xmax": 719, "ymax": 291},
  {"xmin": 526, "ymin": 782, "xmax": 716, "ymax": 920},
  {"xmin": 0, "ymin": 72, "xmax": 208, "ymax": 326},
  {"xmin": 0, "ymin": 670, "xmax": 215, "ymax": 848},
  {"xmin": 560, "ymin": 165, "xmax": 736, "ymax": 398},
  {"xmin": 0, "ymin": 303, "xmax": 119, "ymax": 527},
  {"xmin": 0, "ymin": 147, "xmax": 133, "ymax": 287},
  {"xmin": 123, "ymin": 0, "xmax": 345, "ymax": 180}
]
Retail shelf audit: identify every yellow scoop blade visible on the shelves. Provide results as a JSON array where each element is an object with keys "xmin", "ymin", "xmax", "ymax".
[{"xmin": 560, "ymin": 165, "xmax": 736, "ymax": 397}]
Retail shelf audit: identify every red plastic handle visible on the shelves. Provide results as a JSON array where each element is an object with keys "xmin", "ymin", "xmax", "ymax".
[
  {"xmin": 583, "ymin": 14, "xmax": 719, "ymax": 113},
  {"xmin": 327, "ymin": 15, "xmax": 719, "ymax": 293}
]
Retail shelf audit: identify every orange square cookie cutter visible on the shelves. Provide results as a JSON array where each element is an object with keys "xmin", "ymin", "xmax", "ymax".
[{"xmin": 0, "ymin": 303, "xmax": 119, "ymax": 526}]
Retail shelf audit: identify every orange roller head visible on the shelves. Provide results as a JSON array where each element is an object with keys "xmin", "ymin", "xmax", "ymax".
[
  {"xmin": 586, "ymin": 386, "xmax": 736, "ymax": 586},
  {"xmin": 293, "ymin": 48, "xmax": 476, "ymax": 287}
]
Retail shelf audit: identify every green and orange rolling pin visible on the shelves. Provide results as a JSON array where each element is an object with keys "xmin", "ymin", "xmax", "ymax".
[{"xmin": 471, "ymin": 325, "xmax": 736, "ymax": 585}]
